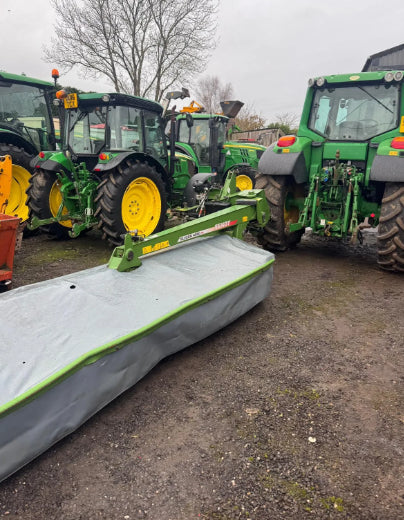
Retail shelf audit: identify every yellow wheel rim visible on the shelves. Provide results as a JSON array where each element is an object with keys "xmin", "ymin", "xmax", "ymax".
[
  {"xmin": 49, "ymin": 180, "xmax": 72, "ymax": 228},
  {"xmin": 3, "ymin": 164, "xmax": 31, "ymax": 222},
  {"xmin": 236, "ymin": 174, "xmax": 253, "ymax": 191},
  {"xmin": 122, "ymin": 176, "xmax": 161, "ymax": 236}
]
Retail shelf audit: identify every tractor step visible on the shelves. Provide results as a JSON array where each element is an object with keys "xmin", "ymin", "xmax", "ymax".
[{"xmin": 0, "ymin": 234, "xmax": 274, "ymax": 482}]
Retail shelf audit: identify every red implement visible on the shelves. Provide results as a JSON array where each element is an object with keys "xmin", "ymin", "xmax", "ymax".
[{"xmin": 0, "ymin": 214, "xmax": 19, "ymax": 290}]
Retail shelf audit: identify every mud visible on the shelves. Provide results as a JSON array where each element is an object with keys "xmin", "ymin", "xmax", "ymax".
[{"xmin": 0, "ymin": 230, "xmax": 403, "ymax": 519}]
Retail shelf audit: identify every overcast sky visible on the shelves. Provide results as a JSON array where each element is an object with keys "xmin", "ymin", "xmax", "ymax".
[{"xmin": 2, "ymin": 0, "xmax": 404, "ymax": 122}]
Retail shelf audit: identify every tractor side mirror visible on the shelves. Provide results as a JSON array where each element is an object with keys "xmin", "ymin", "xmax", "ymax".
[{"xmin": 185, "ymin": 113, "xmax": 193, "ymax": 128}]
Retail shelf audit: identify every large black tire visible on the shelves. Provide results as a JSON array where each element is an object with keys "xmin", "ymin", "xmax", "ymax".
[
  {"xmin": 255, "ymin": 174, "xmax": 304, "ymax": 251},
  {"xmin": 0, "ymin": 143, "xmax": 36, "ymax": 233},
  {"xmin": 27, "ymin": 169, "xmax": 71, "ymax": 238},
  {"xmin": 377, "ymin": 183, "xmax": 404, "ymax": 272},
  {"xmin": 95, "ymin": 160, "xmax": 167, "ymax": 246}
]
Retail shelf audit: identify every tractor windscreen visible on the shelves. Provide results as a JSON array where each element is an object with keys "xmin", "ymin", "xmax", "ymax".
[
  {"xmin": 0, "ymin": 82, "xmax": 53, "ymax": 149},
  {"xmin": 67, "ymin": 106, "xmax": 108, "ymax": 154},
  {"xmin": 67, "ymin": 104, "xmax": 165, "ymax": 158},
  {"xmin": 308, "ymin": 83, "xmax": 399, "ymax": 141},
  {"xmin": 178, "ymin": 118, "xmax": 211, "ymax": 165}
]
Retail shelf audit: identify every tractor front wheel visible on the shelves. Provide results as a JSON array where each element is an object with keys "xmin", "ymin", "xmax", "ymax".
[
  {"xmin": 229, "ymin": 166, "xmax": 256, "ymax": 191},
  {"xmin": 95, "ymin": 160, "xmax": 167, "ymax": 246},
  {"xmin": 255, "ymin": 174, "xmax": 304, "ymax": 251},
  {"xmin": 377, "ymin": 182, "xmax": 404, "ymax": 272},
  {"xmin": 27, "ymin": 169, "xmax": 72, "ymax": 238}
]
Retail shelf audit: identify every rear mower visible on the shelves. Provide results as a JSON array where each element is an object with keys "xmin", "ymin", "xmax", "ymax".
[{"xmin": 0, "ymin": 169, "xmax": 275, "ymax": 482}]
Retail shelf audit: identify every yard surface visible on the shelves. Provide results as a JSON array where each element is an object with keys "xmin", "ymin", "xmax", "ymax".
[{"xmin": 0, "ymin": 230, "xmax": 403, "ymax": 519}]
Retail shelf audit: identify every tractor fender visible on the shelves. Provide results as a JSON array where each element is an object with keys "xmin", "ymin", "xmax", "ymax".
[
  {"xmin": 174, "ymin": 144, "xmax": 199, "ymax": 164},
  {"xmin": 258, "ymin": 143, "xmax": 308, "ymax": 184},
  {"xmin": 30, "ymin": 152, "xmax": 73, "ymax": 176},
  {"xmin": 96, "ymin": 151, "xmax": 169, "ymax": 185},
  {"xmin": 369, "ymin": 155, "xmax": 404, "ymax": 182},
  {"xmin": 0, "ymin": 130, "xmax": 38, "ymax": 156}
]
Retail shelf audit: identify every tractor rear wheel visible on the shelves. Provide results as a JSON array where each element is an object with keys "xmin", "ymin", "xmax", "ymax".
[
  {"xmin": 255, "ymin": 174, "xmax": 304, "ymax": 251},
  {"xmin": 27, "ymin": 169, "xmax": 72, "ymax": 238},
  {"xmin": 0, "ymin": 143, "xmax": 34, "ymax": 226},
  {"xmin": 377, "ymin": 182, "xmax": 404, "ymax": 272},
  {"xmin": 95, "ymin": 160, "xmax": 166, "ymax": 246}
]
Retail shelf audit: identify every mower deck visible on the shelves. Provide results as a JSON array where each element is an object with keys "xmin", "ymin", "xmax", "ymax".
[{"xmin": 0, "ymin": 234, "xmax": 274, "ymax": 482}]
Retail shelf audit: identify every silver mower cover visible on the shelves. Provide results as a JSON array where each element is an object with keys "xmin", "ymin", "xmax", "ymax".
[{"xmin": 0, "ymin": 234, "xmax": 274, "ymax": 482}]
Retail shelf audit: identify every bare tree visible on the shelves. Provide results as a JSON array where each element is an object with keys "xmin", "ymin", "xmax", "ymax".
[
  {"xmin": 45, "ymin": 0, "xmax": 218, "ymax": 101},
  {"xmin": 275, "ymin": 112, "xmax": 300, "ymax": 130},
  {"xmin": 235, "ymin": 104, "xmax": 266, "ymax": 131},
  {"xmin": 195, "ymin": 76, "xmax": 234, "ymax": 113}
]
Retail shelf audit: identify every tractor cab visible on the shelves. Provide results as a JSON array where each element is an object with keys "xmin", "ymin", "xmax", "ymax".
[
  {"xmin": 60, "ymin": 92, "xmax": 167, "ymax": 170},
  {"xmin": 0, "ymin": 72, "xmax": 56, "ymax": 153},
  {"xmin": 176, "ymin": 113, "xmax": 227, "ymax": 172}
]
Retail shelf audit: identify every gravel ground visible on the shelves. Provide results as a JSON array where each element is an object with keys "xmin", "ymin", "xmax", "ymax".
[{"xmin": 0, "ymin": 230, "xmax": 403, "ymax": 519}]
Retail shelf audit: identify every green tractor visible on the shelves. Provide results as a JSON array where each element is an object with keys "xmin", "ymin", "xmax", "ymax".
[
  {"xmin": 27, "ymin": 90, "xmax": 260, "ymax": 245},
  {"xmin": 0, "ymin": 71, "xmax": 57, "ymax": 223},
  {"xmin": 257, "ymin": 55, "xmax": 404, "ymax": 272},
  {"xmin": 174, "ymin": 99, "xmax": 266, "ymax": 191}
]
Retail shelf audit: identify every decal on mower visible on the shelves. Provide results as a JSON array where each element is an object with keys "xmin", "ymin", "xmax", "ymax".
[
  {"xmin": 178, "ymin": 220, "xmax": 238, "ymax": 243},
  {"xmin": 142, "ymin": 240, "xmax": 170, "ymax": 255}
]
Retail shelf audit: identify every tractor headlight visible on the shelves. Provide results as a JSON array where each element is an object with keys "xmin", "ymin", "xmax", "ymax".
[
  {"xmin": 384, "ymin": 72, "xmax": 394, "ymax": 82},
  {"xmin": 102, "ymin": 94, "xmax": 110, "ymax": 102},
  {"xmin": 308, "ymin": 78, "xmax": 315, "ymax": 87},
  {"xmin": 316, "ymin": 77, "xmax": 326, "ymax": 87},
  {"xmin": 394, "ymin": 71, "xmax": 403, "ymax": 81}
]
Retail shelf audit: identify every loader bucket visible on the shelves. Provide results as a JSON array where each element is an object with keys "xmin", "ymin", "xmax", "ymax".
[
  {"xmin": 220, "ymin": 100, "xmax": 244, "ymax": 118},
  {"xmin": 0, "ymin": 213, "xmax": 19, "ymax": 289},
  {"xmin": 0, "ymin": 234, "xmax": 274, "ymax": 482}
]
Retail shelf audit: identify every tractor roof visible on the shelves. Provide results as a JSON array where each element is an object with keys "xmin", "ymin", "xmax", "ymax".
[
  {"xmin": 77, "ymin": 92, "xmax": 163, "ymax": 114},
  {"xmin": 311, "ymin": 70, "xmax": 402, "ymax": 85},
  {"xmin": 0, "ymin": 71, "xmax": 54, "ymax": 89}
]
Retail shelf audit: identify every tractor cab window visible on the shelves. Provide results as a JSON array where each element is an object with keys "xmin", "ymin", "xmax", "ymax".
[
  {"xmin": 67, "ymin": 106, "xmax": 107, "ymax": 154},
  {"xmin": 143, "ymin": 110, "xmax": 166, "ymax": 160},
  {"xmin": 178, "ymin": 118, "xmax": 211, "ymax": 165},
  {"xmin": 108, "ymin": 105, "xmax": 142, "ymax": 151},
  {"xmin": 0, "ymin": 82, "xmax": 53, "ymax": 149},
  {"xmin": 308, "ymin": 84, "xmax": 399, "ymax": 141}
]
